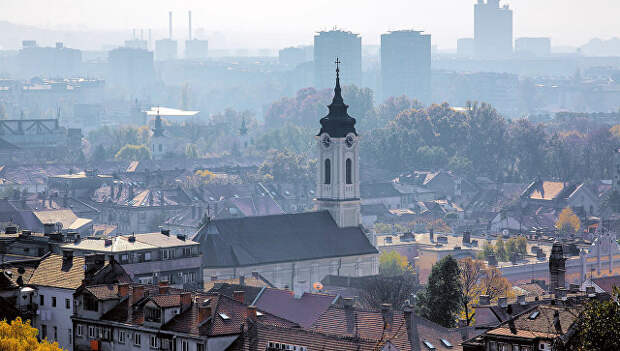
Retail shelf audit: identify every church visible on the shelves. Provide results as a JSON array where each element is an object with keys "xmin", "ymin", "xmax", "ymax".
[{"xmin": 193, "ymin": 62, "xmax": 379, "ymax": 291}]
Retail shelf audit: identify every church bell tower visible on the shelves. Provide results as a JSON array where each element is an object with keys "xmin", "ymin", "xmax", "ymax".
[{"xmin": 314, "ymin": 58, "xmax": 361, "ymax": 228}]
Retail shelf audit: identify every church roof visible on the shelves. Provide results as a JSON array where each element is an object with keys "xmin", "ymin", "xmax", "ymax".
[
  {"xmin": 194, "ymin": 211, "xmax": 377, "ymax": 268},
  {"xmin": 317, "ymin": 60, "xmax": 357, "ymax": 138}
]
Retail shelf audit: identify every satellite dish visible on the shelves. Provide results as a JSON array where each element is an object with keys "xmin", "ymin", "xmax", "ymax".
[{"xmin": 313, "ymin": 282, "xmax": 323, "ymax": 291}]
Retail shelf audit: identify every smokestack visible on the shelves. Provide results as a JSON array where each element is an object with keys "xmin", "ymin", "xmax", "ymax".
[
  {"xmin": 188, "ymin": 11, "xmax": 192, "ymax": 41},
  {"xmin": 169, "ymin": 11, "xmax": 173, "ymax": 39}
]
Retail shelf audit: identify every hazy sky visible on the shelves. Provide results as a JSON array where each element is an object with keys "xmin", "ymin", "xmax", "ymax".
[{"xmin": 2, "ymin": 0, "xmax": 618, "ymax": 49}]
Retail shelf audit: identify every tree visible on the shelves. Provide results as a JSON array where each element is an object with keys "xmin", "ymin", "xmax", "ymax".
[
  {"xmin": 458, "ymin": 258, "xmax": 513, "ymax": 326},
  {"xmin": 416, "ymin": 256, "xmax": 463, "ymax": 327},
  {"xmin": 0, "ymin": 317, "xmax": 63, "ymax": 351},
  {"xmin": 359, "ymin": 273, "xmax": 418, "ymax": 310},
  {"xmin": 495, "ymin": 239, "xmax": 508, "ymax": 261},
  {"xmin": 571, "ymin": 287, "xmax": 620, "ymax": 351},
  {"xmin": 556, "ymin": 207, "xmax": 581, "ymax": 235},
  {"xmin": 379, "ymin": 251, "xmax": 413, "ymax": 276},
  {"xmin": 114, "ymin": 144, "xmax": 151, "ymax": 161}
]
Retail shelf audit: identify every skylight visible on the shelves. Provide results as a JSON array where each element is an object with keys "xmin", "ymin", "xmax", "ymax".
[
  {"xmin": 219, "ymin": 313, "xmax": 230, "ymax": 320},
  {"xmin": 528, "ymin": 311, "xmax": 540, "ymax": 320},
  {"xmin": 440, "ymin": 338, "xmax": 453, "ymax": 348},
  {"xmin": 423, "ymin": 340, "xmax": 435, "ymax": 350}
]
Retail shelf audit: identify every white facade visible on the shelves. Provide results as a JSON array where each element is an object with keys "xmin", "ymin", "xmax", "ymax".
[
  {"xmin": 203, "ymin": 253, "xmax": 378, "ymax": 292},
  {"xmin": 34, "ymin": 287, "xmax": 75, "ymax": 350},
  {"xmin": 315, "ymin": 132, "xmax": 361, "ymax": 228}
]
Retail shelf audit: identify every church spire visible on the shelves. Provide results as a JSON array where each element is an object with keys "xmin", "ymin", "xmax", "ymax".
[
  {"xmin": 317, "ymin": 58, "xmax": 357, "ymax": 137},
  {"xmin": 153, "ymin": 107, "xmax": 164, "ymax": 137}
]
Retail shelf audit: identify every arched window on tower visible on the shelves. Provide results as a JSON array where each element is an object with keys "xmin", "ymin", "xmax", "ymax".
[
  {"xmin": 346, "ymin": 158, "xmax": 352, "ymax": 184},
  {"xmin": 324, "ymin": 159, "xmax": 331, "ymax": 184}
]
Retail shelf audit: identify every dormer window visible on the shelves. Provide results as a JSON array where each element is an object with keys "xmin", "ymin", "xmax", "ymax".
[
  {"xmin": 83, "ymin": 295, "xmax": 98, "ymax": 312},
  {"xmin": 145, "ymin": 307, "xmax": 161, "ymax": 323}
]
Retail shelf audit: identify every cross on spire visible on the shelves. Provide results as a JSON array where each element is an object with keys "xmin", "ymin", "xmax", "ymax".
[{"xmin": 335, "ymin": 57, "xmax": 341, "ymax": 76}]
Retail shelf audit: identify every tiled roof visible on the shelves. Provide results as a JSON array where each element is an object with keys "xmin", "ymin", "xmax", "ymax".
[
  {"xmin": 85, "ymin": 284, "xmax": 120, "ymax": 300},
  {"xmin": 484, "ymin": 305, "xmax": 582, "ymax": 340},
  {"xmin": 591, "ymin": 275, "xmax": 620, "ymax": 293},
  {"xmin": 151, "ymin": 294, "xmax": 182, "ymax": 308},
  {"xmin": 254, "ymin": 288, "xmax": 337, "ymax": 328},
  {"xmin": 28, "ymin": 254, "xmax": 87, "ymax": 289},
  {"xmin": 195, "ymin": 211, "xmax": 378, "ymax": 268}
]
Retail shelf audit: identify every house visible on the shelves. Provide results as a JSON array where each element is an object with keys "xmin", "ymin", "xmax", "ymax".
[
  {"xmin": 361, "ymin": 182, "xmax": 404, "ymax": 209},
  {"xmin": 0, "ymin": 198, "xmax": 93, "ymax": 235},
  {"xmin": 462, "ymin": 305, "xmax": 583, "ymax": 351},
  {"xmin": 72, "ymin": 282, "xmax": 295, "ymax": 351},
  {"xmin": 520, "ymin": 180, "xmax": 599, "ymax": 217},
  {"xmin": 59, "ymin": 230, "xmax": 202, "ymax": 289},
  {"xmin": 28, "ymin": 251, "xmax": 131, "ymax": 350}
]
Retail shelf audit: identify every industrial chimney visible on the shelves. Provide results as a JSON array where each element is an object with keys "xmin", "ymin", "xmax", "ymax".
[
  {"xmin": 188, "ymin": 11, "xmax": 192, "ymax": 41},
  {"xmin": 168, "ymin": 11, "xmax": 173, "ymax": 39}
]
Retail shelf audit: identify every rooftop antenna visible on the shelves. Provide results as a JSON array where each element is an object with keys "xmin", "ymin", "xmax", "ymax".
[
  {"xmin": 168, "ymin": 11, "xmax": 173, "ymax": 39},
  {"xmin": 188, "ymin": 10, "xmax": 192, "ymax": 41}
]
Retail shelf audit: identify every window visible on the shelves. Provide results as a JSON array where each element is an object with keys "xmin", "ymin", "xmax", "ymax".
[
  {"xmin": 134, "ymin": 333, "xmax": 142, "ymax": 346},
  {"xmin": 66, "ymin": 298, "xmax": 71, "ymax": 309},
  {"xmin": 52, "ymin": 297, "xmax": 56, "ymax": 307},
  {"xmin": 53, "ymin": 326, "xmax": 57, "ymax": 341},
  {"xmin": 84, "ymin": 295, "xmax": 99, "ymax": 311},
  {"xmin": 162, "ymin": 249, "xmax": 174, "ymax": 260},
  {"xmin": 189, "ymin": 272, "xmax": 196, "ymax": 282},
  {"xmin": 68, "ymin": 329, "xmax": 72, "ymax": 344},
  {"xmin": 121, "ymin": 254, "xmax": 129, "ymax": 264},
  {"xmin": 76, "ymin": 325, "xmax": 83, "ymax": 337},
  {"xmin": 197, "ymin": 344, "xmax": 205, "ymax": 351},
  {"xmin": 346, "ymin": 158, "xmax": 352, "ymax": 184},
  {"xmin": 118, "ymin": 330, "xmax": 126, "ymax": 344},
  {"xmin": 102, "ymin": 328, "xmax": 111, "ymax": 341},
  {"xmin": 145, "ymin": 307, "xmax": 162, "ymax": 323},
  {"xmin": 324, "ymin": 159, "xmax": 331, "ymax": 184},
  {"xmin": 150, "ymin": 335, "xmax": 160, "ymax": 349},
  {"xmin": 180, "ymin": 340, "xmax": 189, "ymax": 351},
  {"xmin": 183, "ymin": 247, "xmax": 192, "ymax": 257},
  {"xmin": 158, "ymin": 144, "xmax": 162, "ymax": 152},
  {"xmin": 41, "ymin": 324, "xmax": 47, "ymax": 339},
  {"xmin": 489, "ymin": 341, "xmax": 497, "ymax": 351},
  {"xmin": 145, "ymin": 252, "xmax": 151, "ymax": 261},
  {"xmin": 88, "ymin": 326, "xmax": 96, "ymax": 339},
  {"xmin": 40, "ymin": 295, "xmax": 44, "ymax": 306}
]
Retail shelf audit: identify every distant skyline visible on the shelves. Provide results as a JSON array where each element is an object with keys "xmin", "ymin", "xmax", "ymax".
[{"xmin": 1, "ymin": 0, "xmax": 618, "ymax": 50}]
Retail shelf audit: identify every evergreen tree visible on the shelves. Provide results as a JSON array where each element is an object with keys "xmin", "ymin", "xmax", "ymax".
[{"xmin": 416, "ymin": 255, "xmax": 463, "ymax": 327}]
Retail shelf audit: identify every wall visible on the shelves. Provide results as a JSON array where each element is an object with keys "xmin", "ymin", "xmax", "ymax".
[{"xmin": 35, "ymin": 287, "xmax": 75, "ymax": 350}]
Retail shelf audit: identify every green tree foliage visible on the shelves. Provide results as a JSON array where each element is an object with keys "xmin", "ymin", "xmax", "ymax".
[
  {"xmin": 257, "ymin": 150, "xmax": 316, "ymax": 185},
  {"xmin": 571, "ymin": 288, "xmax": 620, "ymax": 351},
  {"xmin": 478, "ymin": 237, "xmax": 527, "ymax": 262},
  {"xmin": 379, "ymin": 250, "xmax": 413, "ymax": 276},
  {"xmin": 114, "ymin": 144, "xmax": 151, "ymax": 161},
  {"xmin": 416, "ymin": 256, "xmax": 463, "ymax": 328}
]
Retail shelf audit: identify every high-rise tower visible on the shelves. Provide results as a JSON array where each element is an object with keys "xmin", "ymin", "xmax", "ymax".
[
  {"xmin": 314, "ymin": 59, "xmax": 361, "ymax": 228},
  {"xmin": 474, "ymin": 0, "xmax": 513, "ymax": 58}
]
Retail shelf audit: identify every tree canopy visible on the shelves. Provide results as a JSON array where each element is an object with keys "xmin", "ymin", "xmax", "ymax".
[
  {"xmin": 0, "ymin": 317, "xmax": 63, "ymax": 351},
  {"xmin": 556, "ymin": 207, "xmax": 581, "ymax": 235},
  {"xmin": 416, "ymin": 255, "xmax": 463, "ymax": 328}
]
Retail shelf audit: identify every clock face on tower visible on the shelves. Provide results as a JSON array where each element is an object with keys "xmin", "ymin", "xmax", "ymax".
[
  {"xmin": 345, "ymin": 134, "xmax": 355, "ymax": 148},
  {"xmin": 321, "ymin": 134, "xmax": 331, "ymax": 148}
]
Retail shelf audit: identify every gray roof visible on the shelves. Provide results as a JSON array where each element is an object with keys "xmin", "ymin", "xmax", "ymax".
[
  {"xmin": 195, "ymin": 211, "xmax": 377, "ymax": 268},
  {"xmin": 360, "ymin": 182, "xmax": 401, "ymax": 199}
]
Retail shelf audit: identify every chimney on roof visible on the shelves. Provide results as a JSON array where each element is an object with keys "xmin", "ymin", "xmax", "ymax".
[
  {"xmin": 180, "ymin": 292, "xmax": 192, "ymax": 307},
  {"xmin": 128, "ymin": 235, "xmax": 136, "ymax": 243},
  {"xmin": 118, "ymin": 283, "xmax": 130, "ymax": 297},
  {"xmin": 498, "ymin": 297, "xmax": 508, "ymax": 308},
  {"xmin": 479, "ymin": 295, "xmax": 490, "ymax": 305},
  {"xmin": 104, "ymin": 238, "xmax": 112, "ymax": 247},
  {"xmin": 198, "ymin": 300, "xmax": 212, "ymax": 322},
  {"xmin": 233, "ymin": 290, "xmax": 245, "ymax": 304},
  {"xmin": 517, "ymin": 295, "xmax": 526, "ymax": 305},
  {"xmin": 293, "ymin": 280, "xmax": 306, "ymax": 298},
  {"xmin": 62, "ymin": 249, "xmax": 74, "ymax": 262},
  {"xmin": 381, "ymin": 303, "xmax": 393, "ymax": 331},
  {"xmin": 177, "ymin": 234, "xmax": 186, "ymax": 241},
  {"xmin": 132, "ymin": 285, "xmax": 145, "ymax": 303},
  {"xmin": 161, "ymin": 229, "xmax": 170, "ymax": 236},
  {"xmin": 159, "ymin": 281, "xmax": 169, "ymax": 294},
  {"xmin": 403, "ymin": 300, "xmax": 420, "ymax": 349},
  {"xmin": 85, "ymin": 254, "xmax": 105, "ymax": 276},
  {"xmin": 247, "ymin": 305, "xmax": 257, "ymax": 321},
  {"xmin": 343, "ymin": 297, "xmax": 354, "ymax": 308}
]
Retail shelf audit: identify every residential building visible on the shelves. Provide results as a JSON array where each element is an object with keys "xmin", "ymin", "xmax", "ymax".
[
  {"xmin": 59, "ymin": 230, "xmax": 202, "ymax": 289},
  {"xmin": 17, "ymin": 41, "xmax": 82, "ymax": 79},
  {"xmin": 474, "ymin": 0, "xmax": 513, "ymax": 59},
  {"xmin": 28, "ymin": 251, "xmax": 131, "ymax": 350},
  {"xmin": 519, "ymin": 180, "xmax": 599, "ymax": 217},
  {"xmin": 71, "ymin": 282, "xmax": 295, "ymax": 351},
  {"xmin": 107, "ymin": 47, "xmax": 156, "ymax": 99},
  {"xmin": 314, "ymin": 29, "xmax": 362, "ymax": 88},
  {"xmin": 381, "ymin": 30, "xmax": 431, "ymax": 103}
]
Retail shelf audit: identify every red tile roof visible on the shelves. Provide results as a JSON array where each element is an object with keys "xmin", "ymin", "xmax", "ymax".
[{"xmin": 254, "ymin": 288, "xmax": 337, "ymax": 328}]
